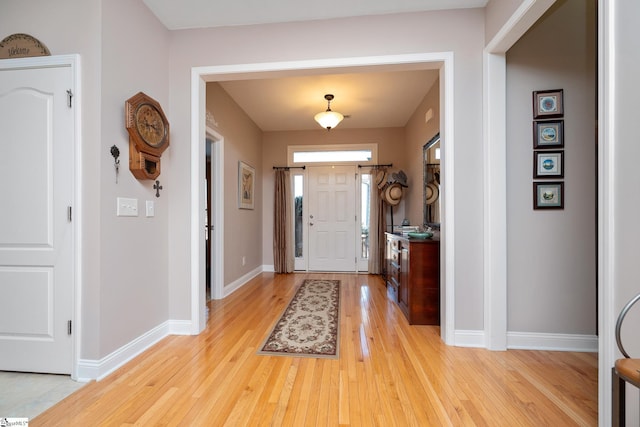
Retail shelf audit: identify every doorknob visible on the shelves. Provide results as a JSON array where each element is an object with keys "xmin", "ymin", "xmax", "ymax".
[
  {"xmin": 310, "ymin": 214, "xmax": 314, "ymax": 219},
  {"xmin": 310, "ymin": 222, "xmax": 314, "ymax": 226}
]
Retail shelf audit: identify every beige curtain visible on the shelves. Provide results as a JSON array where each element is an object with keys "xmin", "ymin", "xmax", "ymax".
[
  {"xmin": 368, "ymin": 167, "xmax": 387, "ymax": 274},
  {"xmin": 273, "ymin": 169, "xmax": 294, "ymax": 273}
]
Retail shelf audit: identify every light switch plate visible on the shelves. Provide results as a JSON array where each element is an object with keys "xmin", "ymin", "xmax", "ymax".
[
  {"xmin": 146, "ymin": 200, "xmax": 155, "ymax": 217},
  {"xmin": 117, "ymin": 197, "xmax": 138, "ymax": 217}
]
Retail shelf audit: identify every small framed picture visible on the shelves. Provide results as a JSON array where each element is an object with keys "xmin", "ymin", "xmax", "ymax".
[
  {"xmin": 534, "ymin": 151, "xmax": 564, "ymax": 178},
  {"xmin": 238, "ymin": 161, "xmax": 255, "ymax": 209},
  {"xmin": 533, "ymin": 89, "xmax": 564, "ymax": 119},
  {"xmin": 533, "ymin": 120, "xmax": 564, "ymax": 149},
  {"xmin": 533, "ymin": 181, "xmax": 564, "ymax": 210}
]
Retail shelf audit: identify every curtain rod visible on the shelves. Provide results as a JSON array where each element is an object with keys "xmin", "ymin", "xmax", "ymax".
[
  {"xmin": 272, "ymin": 166, "xmax": 306, "ymax": 170},
  {"xmin": 358, "ymin": 163, "xmax": 392, "ymax": 168}
]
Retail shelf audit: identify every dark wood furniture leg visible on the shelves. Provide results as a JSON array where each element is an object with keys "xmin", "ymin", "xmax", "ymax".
[{"xmin": 612, "ymin": 367, "xmax": 624, "ymax": 427}]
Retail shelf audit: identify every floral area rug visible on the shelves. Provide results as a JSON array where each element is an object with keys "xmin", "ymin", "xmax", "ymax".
[{"xmin": 258, "ymin": 279, "xmax": 340, "ymax": 359}]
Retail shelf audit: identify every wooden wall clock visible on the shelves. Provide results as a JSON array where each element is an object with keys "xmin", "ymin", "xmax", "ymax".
[{"xmin": 125, "ymin": 92, "xmax": 170, "ymax": 180}]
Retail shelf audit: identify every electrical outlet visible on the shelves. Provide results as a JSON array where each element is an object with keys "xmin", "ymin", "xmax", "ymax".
[{"xmin": 242, "ymin": 256, "xmax": 246, "ymax": 266}]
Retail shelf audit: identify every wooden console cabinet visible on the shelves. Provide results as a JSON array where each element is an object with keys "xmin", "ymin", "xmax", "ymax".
[{"xmin": 385, "ymin": 232, "xmax": 440, "ymax": 325}]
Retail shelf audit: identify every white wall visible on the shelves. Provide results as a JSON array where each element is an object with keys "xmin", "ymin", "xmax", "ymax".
[
  {"xmin": 506, "ymin": 0, "xmax": 596, "ymax": 335},
  {"xmin": 610, "ymin": 0, "xmax": 640, "ymax": 353},
  {"xmin": 604, "ymin": 0, "xmax": 640, "ymax": 422}
]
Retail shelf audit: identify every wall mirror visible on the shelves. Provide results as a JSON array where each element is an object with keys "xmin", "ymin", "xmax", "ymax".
[{"xmin": 423, "ymin": 133, "xmax": 441, "ymax": 229}]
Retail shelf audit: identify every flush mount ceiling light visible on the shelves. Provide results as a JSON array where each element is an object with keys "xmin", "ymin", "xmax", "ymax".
[{"xmin": 314, "ymin": 94, "xmax": 344, "ymax": 131}]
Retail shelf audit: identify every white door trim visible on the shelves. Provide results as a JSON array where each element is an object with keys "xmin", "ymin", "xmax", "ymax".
[
  {"xmin": 205, "ymin": 127, "xmax": 224, "ymax": 301},
  {"xmin": 482, "ymin": 0, "xmax": 558, "ymax": 351},
  {"xmin": 0, "ymin": 54, "xmax": 81, "ymax": 378},
  {"xmin": 597, "ymin": 0, "xmax": 615, "ymax": 423},
  {"xmin": 190, "ymin": 53, "xmax": 456, "ymax": 342},
  {"xmin": 482, "ymin": 51, "xmax": 507, "ymax": 351}
]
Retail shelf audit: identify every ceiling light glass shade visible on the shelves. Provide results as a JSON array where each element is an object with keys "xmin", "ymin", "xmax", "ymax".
[{"xmin": 314, "ymin": 110, "xmax": 344, "ymax": 130}]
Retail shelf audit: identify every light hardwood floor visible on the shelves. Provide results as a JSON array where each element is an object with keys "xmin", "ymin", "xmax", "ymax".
[{"xmin": 33, "ymin": 273, "xmax": 597, "ymax": 426}]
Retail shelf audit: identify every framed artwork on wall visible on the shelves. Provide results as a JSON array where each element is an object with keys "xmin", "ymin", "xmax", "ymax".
[
  {"xmin": 533, "ymin": 89, "xmax": 564, "ymax": 119},
  {"xmin": 533, "ymin": 120, "xmax": 564, "ymax": 149},
  {"xmin": 534, "ymin": 151, "xmax": 564, "ymax": 178},
  {"xmin": 238, "ymin": 161, "xmax": 255, "ymax": 209},
  {"xmin": 533, "ymin": 181, "xmax": 564, "ymax": 209}
]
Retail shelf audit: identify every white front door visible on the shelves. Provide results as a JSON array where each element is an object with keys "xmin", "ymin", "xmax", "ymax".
[
  {"xmin": 0, "ymin": 62, "xmax": 74, "ymax": 373},
  {"xmin": 308, "ymin": 166, "xmax": 356, "ymax": 271}
]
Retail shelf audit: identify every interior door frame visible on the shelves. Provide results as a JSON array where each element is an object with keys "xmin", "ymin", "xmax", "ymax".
[
  {"xmin": 288, "ymin": 144, "xmax": 377, "ymax": 273},
  {"xmin": 206, "ymin": 127, "xmax": 224, "ymax": 301},
  {"xmin": 0, "ymin": 54, "xmax": 81, "ymax": 378},
  {"xmin": 291, "ymin": 166, "xmax": 370, "ymax": 273},
  {"xmin": 190, "ymin": 53, "xmax": 455, "ymax": 342}
]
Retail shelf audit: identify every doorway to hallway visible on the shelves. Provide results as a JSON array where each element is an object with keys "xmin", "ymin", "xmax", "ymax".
[{"xmin": 190, "ymin": 53, "xmax": 455, "ymax": 340}]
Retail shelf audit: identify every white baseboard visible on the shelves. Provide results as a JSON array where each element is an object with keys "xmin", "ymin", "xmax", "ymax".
[
  {"xmin": 76, "ymin": 268, "xmax": 269, "ymax": 381},
  {"xmin": 507, "ymin": 331, "xmax": 598, "ymax": 352},
  {"xmin": 169, "ymin": 319, "xmax": 193, "ymax": 335},
  {"xmin": 223, "ymin": 266, "xmax": 263, "ymax": 298},
  {"xmin": 453, "ymin": 329, "xmax": 598, "ymax": 352},
  {"xmin": 454, "ymin": 329, "xmax": 486, "ymax": 348},
  {"xmin": 263, "ymin": 264, "xmax": 275, "ymax": 273},
  {"xmin": 75, "ymin": 319, "xmax": 192, "ymax": 381}
]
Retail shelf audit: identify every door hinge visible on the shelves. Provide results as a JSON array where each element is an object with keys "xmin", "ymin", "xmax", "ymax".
[
  {"xmin": 67, "ymin": 206, "xmax": 72, "ymax": 222},
  {"xmin": 67, "ymin": 320, "xmax": 72, "ymax": 335},
  {"xmin": 67, "ymin": 89, "xmax": 73, "ymax": 108}
]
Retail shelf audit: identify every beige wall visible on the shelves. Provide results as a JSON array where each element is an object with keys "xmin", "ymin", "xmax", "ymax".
[
  {"xmin": 169, "ymin": 8, "xmax": 487, "ymax": 329},
  {"xmin": 506, "ymin": 0, "xmax": 596, "ymax": 334},
  {"xmin": 260, "ymin": 128, "xmax": 406, "ymax": 266},
  {"xmin": 5, "ymin": 0, "xmax": 597, "ymax": 370},
  {"xmin": 485, "ymin": 0, "xmax": 528, "ymax": 43},
  {"xmin": 205, "ymin": 83, "xmax": 263, "ymax": 284},
  {"xmin": 2, "ymin": 0, "xmax": 102, "ymax": 361},
  {"xmin": 404, "ymin": 79, "xmax": 441, "ymax": 227},
  {"xmin": 99, "ymin": 0, "xmax": 172, "ymax": 357},
  {"xmin": 1, "ymin": 0, "xmax": 172, "ymax": 360}
]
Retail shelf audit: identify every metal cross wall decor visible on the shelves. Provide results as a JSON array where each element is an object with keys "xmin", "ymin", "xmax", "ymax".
[{"xmin": 154, "ymin": 180, "xmax": 163, "ymax": 198}]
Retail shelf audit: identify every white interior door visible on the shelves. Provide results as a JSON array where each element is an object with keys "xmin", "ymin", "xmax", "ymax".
[
  {"xmin": 0, "ymin": 63, "xmax": 74, "ymax": 373},
  {"xmin": 308, "ymin": 166, "xmax": 356, "ymax": 271}
]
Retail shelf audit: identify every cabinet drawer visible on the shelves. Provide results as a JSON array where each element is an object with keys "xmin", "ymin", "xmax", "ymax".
[
  {"xmin": 409, "ymin": 289, "xmax": 440, "ymax": 325},
  {"xmin": 389, "ymin": 263, "xmax": 400, "ymax": 282},
  {"xmin": 387, "ymin": 282, "xmax": 398, "ymax": 303}
]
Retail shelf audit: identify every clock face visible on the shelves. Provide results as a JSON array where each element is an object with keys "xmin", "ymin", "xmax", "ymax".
[{"xmin": 135, "ymin": 103, "xmax": 166, "ymax": 147}]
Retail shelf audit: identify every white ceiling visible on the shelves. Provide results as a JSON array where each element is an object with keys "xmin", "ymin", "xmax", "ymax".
[{"xmin": 143, "ymin": 0, "xmax": 486, "ymax": 131}]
